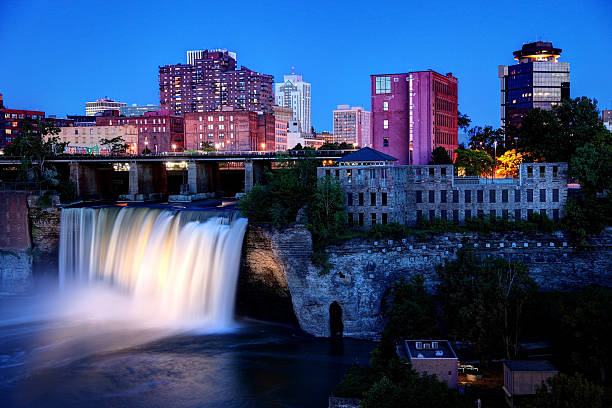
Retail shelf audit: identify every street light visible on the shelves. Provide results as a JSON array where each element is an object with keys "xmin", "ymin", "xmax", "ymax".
[
  {"xmin": 172, "ymin": 143, "xmax": 176, "ymax": 153},
  {"xmin": 260, "ymin": 142, "xmax": 266, "ymax": 151}
]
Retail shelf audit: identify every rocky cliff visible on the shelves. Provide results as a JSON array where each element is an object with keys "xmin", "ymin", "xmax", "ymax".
[{"xmin": 239, "ymin": 225, "xmax": 612, "ymax": 340}]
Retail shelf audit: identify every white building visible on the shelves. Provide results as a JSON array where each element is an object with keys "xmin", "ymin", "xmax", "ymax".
[
  {"xmin": 85, "ymin": 99, "xmax": 126, "ymax": 116},
  {"xmin": 332, "ymin": 105, "xmax": 371, "ymax": 147},
  {"xmin": 275, "ymin": 73, "xmax": 312, "ymax": 135}
]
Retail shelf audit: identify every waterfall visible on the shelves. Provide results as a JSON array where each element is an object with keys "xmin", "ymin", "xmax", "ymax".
[{"xmin": 59, "ymin": 207, "xmax": 248, "ymax": 328}]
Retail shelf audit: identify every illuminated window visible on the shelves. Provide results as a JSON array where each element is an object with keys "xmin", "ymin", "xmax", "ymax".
[
  {"xmin": 375, "ymin": 76, "xmax": 391, "ymax": 94},
  {"xmin": 383, "ymin": 120, "xmax": 389, "ymax": 129},
  {"xmin": 383, "ymin": 101, "xmax": 389, "ymax": 111}
]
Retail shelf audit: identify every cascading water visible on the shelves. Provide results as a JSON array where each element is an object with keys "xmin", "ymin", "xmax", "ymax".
[{"xmin": 58, "ymin": 206, "xmax": 248, "ymax": 329}]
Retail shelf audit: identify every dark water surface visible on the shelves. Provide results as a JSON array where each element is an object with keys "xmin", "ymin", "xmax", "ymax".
[{"xmin": 0, "ymin": 301, "xmax": 374, "ymax": 408}]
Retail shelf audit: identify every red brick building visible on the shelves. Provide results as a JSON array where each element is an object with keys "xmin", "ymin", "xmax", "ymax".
[
  {"xmin": 96, "ymin": 110, "xmax": 184, "ymax": 153},
  {"xmin": 184, "ymin": 108, "xmax": 277, "ymax": 152},
  {"xmin": 0, "ymin": 93, "xmax": 45, "ymax": 149}
]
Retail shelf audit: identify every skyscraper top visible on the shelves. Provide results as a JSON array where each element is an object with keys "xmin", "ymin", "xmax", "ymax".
[
  {"xmin": 513, "ymin": 41, "xmax": 562, "ymax": 62},
  {"xmin": 186, "ymin": 49, "xmax": 237, "ymax": 65}
]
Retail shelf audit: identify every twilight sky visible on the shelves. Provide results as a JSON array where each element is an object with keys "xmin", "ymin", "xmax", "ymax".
[{"xmin": 1, "ymin": 0, "xmax": 611, "ymax": 132}]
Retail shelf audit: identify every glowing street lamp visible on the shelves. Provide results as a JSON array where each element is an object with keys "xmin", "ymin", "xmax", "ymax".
[
  {"xmin": 260, "ymin": 142, "xmax": 266, "ymax": 151},
  {"xmin": 172, "ymin": 143, "xmax": 177, "ymax": 153}
]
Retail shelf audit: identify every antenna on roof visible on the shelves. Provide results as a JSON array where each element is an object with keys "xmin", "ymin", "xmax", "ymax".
[{"xmin": 291, "ymin": 66, "xmax": 296, "ymax": 75}]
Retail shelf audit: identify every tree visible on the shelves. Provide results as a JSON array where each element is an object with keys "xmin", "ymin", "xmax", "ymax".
[
  {"xmin": 100, "ymin": 135, "xmax": 127, "ymax": 154},
  {"xmin": 308, "ymin": 176, "xmax": 346, "ymax": 242},
  {"xmin": 4, "ymin": 118, "xmax": 66, "ymax": 180},
  {"xmin": 291, "ymin": 143, "xmax": 303, "ymax": 150},
  {"xmin": 429, "ymin": 146, "xmax": 453, "ymax": 164},
  {"xmin": 436, "ymin": 249, "xmax": 536, "ymax": 362},
  {"xmin": 468, "ymin": 125, "xmax": 507, "ymax": 157},
  {"xmin": 457, "ymin": 111, "xmax": 471, "ymax": 132},
  {"xmin": 569, "ymin": 140, "xmax": 612, "ymax": 197},
  {"xmin": 318, "ymin": 142, "xmax": 354, "ymax": 150},
  {"xmin": 454, "ymin": 148, "xmax": 495, "ymax": 176},
  {"xmin": 528, "ymin": 374, "xmax": 604, "ymax": 408},
  {"xmin": 199, "ymin": 141, "xmax": 215, "ymax": 152},
  {"xmin": 496, "ymin": 149, "xmax": 524, "ymax": 177}
]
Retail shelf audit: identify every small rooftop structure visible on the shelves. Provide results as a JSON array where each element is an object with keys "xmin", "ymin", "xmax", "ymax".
[
  {"xmin": 503, "ymin": 360, "xmax": 558, "ymax": 407},
  {"xmin": 336, "ymin": 147, "xmax": 398, "ymax": 166},
  {"xmin": 397, "ymin": 340, "xmax": 458, "ymax": 389}
]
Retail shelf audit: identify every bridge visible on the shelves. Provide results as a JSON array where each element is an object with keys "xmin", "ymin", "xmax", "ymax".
[{"xmin": 0, "ymin": 150, "xmax": 351, "ymax": 201}]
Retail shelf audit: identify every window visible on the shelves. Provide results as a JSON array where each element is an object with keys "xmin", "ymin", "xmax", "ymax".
[
  {"xmin": 383, "ymin": 138, "xmax": 389, "ymax": 147},
  {"xmin": 383, "ymin": 120, "xmax": 389, "ymax": 130},
  {"xmin": 346, "ymin": 169, "xmax": 352, "ymax": 184},
  {"xmin": 74, "ymin": 129, "xmax": 78, "ymax": 135},
  {"xmin": 375, "ymin": 76, "xmax": 391, "ymax": 94},
  {"xmin": 199, "ymin": 116, "xmax": 203, "ymax": 122},
  {"xmin": 383, "ymin": 101, "xmax": 389, "ymax": 111},
  {"xmin": 429, "ymin": 190, "xmax": 435, "ymax": 203},
  {"xmin": 540, "ymin": 166, "xmax": 545, "ymax": 178},
  {"xmin": 465, "ymin": 210, "xmax": 471, "ymax": 220},
  {"xmin": 371, "ymin": 213, "xmax": 377, "ymax": 224},
  {"xmin": 441, "ymin": 210, "xmax": 447, "ymax": 220},
  {"xmin": 541, "ymin": 209, "xmax": 547, "ymax": 217},
  {"xmin": 477, "ymin": 190, "xmax": 483, "ymax": 203},
  {"xmin": 208, "ymin": 116, "xmax": 213, "ymax": 122},
  {"xmin": 540, "ymin": 189, "xmax": 546, "ymax": 202},
  {"xmin": 553, "ymin": 166, "xmax": 559, "ymax": 178},
  {"xmin": 441, "ymin": 190, "xmax": 447, "ymax": 203},
  {"xmin": 465, "ymin": 190, "xmax": 471, "ymax": 203},
  {"xmin": 478, "ymin": 210, "xmax": 484, "ymax": 219},
  {"xmin": 359, "ymin": 193, "xmax": 364, "ymax": 206},
  {"xmin": 515, "ymin": 209, "xmax": 521, "ymax": 221},
  {"xmin": 502, "ymin": 190, "xmax": 508, "ymax": 203},
  {"xmin": 429, "ymin": 210, "xmax": 435, "ymax": 220},
  {"xmin": 219, "ymin": 116, "xmax": 224, "ymax": 121},
  {"xmin": 382, "ymin": 213, "xmax": 388, "ymax": 224},
  {"xmin": 218, "ymin": 124, "xmax": 225, "ymax": 130},
  {"xmin": 552, "ymin": 189, "xmax": 559, "ymax": 202},
  {"xmin": 527, "ymin": 209, "xmax": 534, "ymax": 219},
  {"xmin": 441, "ymin": 167, "xmax": 446, "ymax": 178},
  {"xmin": 515, "ymin": 189, "xmax": 521, "ymax": 203},
  {"xmin": 489, "ymin": 190, "xmax": 496, "ymax": 203},
  {"xmin": 416, "ymin": 191, "xmax": 422, "ymax": 203},
  {"xmin": 89, "ymin": 129, "xmax": 93, "ymax": 135},
  {"xmin": 416, "ymin": 210, "xmax": 422, "ymax": 221},
  {"xmin": 553, "ymin": 209, "xmax": 559, "ymax": 221},
  {"xmin": 357, "ymin": 169, "xmax": 364, "ymax": 184},
  {"xmin": 370, "ymin": 193, "xmax": 376, "ymax": 206},
  {"xmin": 382, "ymin": 193, "xmax": 387, "ymax": 206},
  {"xmin": 502, "ymin": 209, "xmax": 509, "ymax": 220},
  {"xmin": 348, "ymin": 213, "xmax": 354, "ymax": 227},
  {"xmin": 527, "ymin": 166, "xmax": 533, "ymax": 178},
  {"xmin": 358, "ymin": 213, "xmax": 364, "ymax": 226},
  {"xmin": 527, "ymin": 189, "xmax": 533, "ymax": 202},
  {"xmin": 453, "ymin": 190, "xmax": 459, "ymax": 203},
  {"xmin": 347, "ymin": 193, "xmax": 353, "ymax": 206},
  {"xmin": 453, "ymin": 210, "xmax": 459, "ymax": 223},
  {"xmin": 208, "ymin": 124, "xmax": 214, "ymax": 130},
  {"xmin": 490, "ymin": 209, "xmax": 496, "ymax": 218}
]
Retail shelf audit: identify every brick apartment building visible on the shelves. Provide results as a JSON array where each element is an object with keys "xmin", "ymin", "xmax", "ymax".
[
  {"xmin": 159, "ymin": 49, "xmax": 274, "ymax": 115},
  {"xmin": 96, "ymin": 110, "xmax": 184, "ymax": 153},
  {"xmin": 371, "ymin": 70, "xmax": 458, "ymax": 165},
  {"xmin": 0, "ymin": 93, "xmax": 45, "ymax": 150}
]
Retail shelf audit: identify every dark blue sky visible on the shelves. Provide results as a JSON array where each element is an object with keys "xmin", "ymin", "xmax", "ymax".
[{"xmin": 1, "ymin": 0, "xmax": 611, "ymax": 132}]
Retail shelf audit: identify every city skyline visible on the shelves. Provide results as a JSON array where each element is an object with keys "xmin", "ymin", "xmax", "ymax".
[{"xmin": 1, "ymin": 0, "xmax": 611, "ymax": 133}]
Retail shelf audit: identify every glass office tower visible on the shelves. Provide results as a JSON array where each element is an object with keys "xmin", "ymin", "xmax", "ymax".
[{"xmin": 499, "ymin": 41, "xmax": 570, "ymax": 128}]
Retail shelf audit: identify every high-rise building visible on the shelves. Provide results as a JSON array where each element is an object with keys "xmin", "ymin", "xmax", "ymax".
[
  {"xmin": 275, "ymin": 73, "xmax": 311, "ymax": 134},
  {"xmin": 332, "ymin": 105, "xmax": 371, "ymax": 147},
  {"xmin": 371, "ymin": 70, "xmax": 458, "ymax": 165},
  {"xmin": 159, "ymin": 49, "xmax": 274, "ymax": 115},
  {"xmin": 602, "ymin": 110, "xmax": 612, "ymax": 132},
  {"xmin": 120, "ymin": 104, "xmax": 161, "ymax": 117},
  {"xmin": 499, "ymin": 41, "xmax": 570, "ymax": 128},
  {"xmin": 85, "ymin": 99, "xmax": 126, "ymax": 116}
]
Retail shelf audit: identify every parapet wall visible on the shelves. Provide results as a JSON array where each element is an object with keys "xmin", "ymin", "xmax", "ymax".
[{"xmin": 240, "ymin": 225, "xmax": 612, "ymax": 339}]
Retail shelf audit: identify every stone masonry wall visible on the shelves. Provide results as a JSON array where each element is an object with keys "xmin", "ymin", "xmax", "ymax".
[{"xmin": 240, "ymin": 225, "xmax": 612, "ymax": 340}]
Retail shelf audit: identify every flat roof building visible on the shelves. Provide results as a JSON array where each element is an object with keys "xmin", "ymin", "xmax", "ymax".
[
  {"xmin": 397, "ymin": 340, "xmax": 458, "ymax": 389},
  {"xmin": 503, "ymin": 360, "xmax": 558, "ymax": 407},
  {"xmin": 333, "ymin": 105, "xmax": 371, "ymax": 147},
  {"xmin": 85, "ymin": 99, "xmax": 126, "ymax": 117}
]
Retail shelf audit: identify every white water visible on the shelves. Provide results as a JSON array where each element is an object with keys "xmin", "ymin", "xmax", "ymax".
[{"xmin": 58, "ymin": 207, "xmax": 248, "ymax": 330}]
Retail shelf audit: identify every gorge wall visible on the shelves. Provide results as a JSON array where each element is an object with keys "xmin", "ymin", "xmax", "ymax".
[{"xmin": 240, "ymin": 225, "xmax": 612, "ymax": 340}]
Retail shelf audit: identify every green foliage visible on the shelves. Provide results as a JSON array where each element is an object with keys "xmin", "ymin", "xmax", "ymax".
[
  {"xmin": 436, "ymin": 249, "xmax": 536, "ymax": 361},
  {"xmin": 528, "ymin": 374, "xmax": 605, "ymax": 408},
  {"xmin": 457, "ymin": 111, "xmax": 471, "ymax": 132},
  {"xmin": 454, "ymin": 147, "xmax": 495, "ymax": 176},
  {"xmin": 100, "ymin": 135, "xmax": 127, "ymax": 154},
  {"xmin": 569, "ymin": 140, "xmax": 612, "ymax": 197},
  {"xmin": 518, "ymin": 97, "xmax": 609, "ymax": 163},
  {"xmin": 367, "ymin": 223, "xmax": 412, "ymax": 240},
  {"xmin": 142, "ymin": 146, "xmax": 151, "ymax": 155},
  {"xmin": 318, "ymin": 142, "xmax": 354, "ymax": 150},
  {"xmin": 4, "ymin": 118, "xmax": 66, "ymax": 180},
  {"xmin": 308, "ymin": 176, "xmax": 346, "ymax": 242},
  {"xmin": 429, "ymin": 146, "xmax": 453, "ymax": 164},
  {"xmin": 333, "ymin": 364, "xmax": 380, "ymax": 399},
  {"xmin": 468, "ymin": 125, "xmax": 507, "ymax": 157}
]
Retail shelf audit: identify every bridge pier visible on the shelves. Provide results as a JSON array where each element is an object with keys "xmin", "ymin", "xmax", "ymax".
[
  {"xmin": 69, "ymin": 162, "xmax": 114, "ymax": 199},
  {"xmin": 187, "ymin": 161, "xmax": 218, "ymax": 195},
  {"xmin": 123, "ymin": 161, "xmax": 167, "ymax": 201},
  {"xmin": 244, "ymin": 160, "xmax": 268, "ymax": 192}
]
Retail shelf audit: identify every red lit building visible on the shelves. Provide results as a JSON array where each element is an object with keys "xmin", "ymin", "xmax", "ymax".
[
  {"xmin": 184, "ymin": 108, "xmax": 277, "ymax": 152},
  {"xmin": 96, "ymin": 110, "xmax": 184, "ymax": 153},
  {"xmin": 0, "ymin": 93, "xmax": 46, "ymax": 149}
]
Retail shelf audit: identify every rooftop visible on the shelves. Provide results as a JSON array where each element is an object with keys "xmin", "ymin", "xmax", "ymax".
[
  {"xmin": 403, "ymin": 340, "xmax": 457, "ymax": 360},
  {"xmin": 513, "ymin": 41, "xmax": 562, "ymax": 61},
  {"xmin": 504, "ymin": 360, "xmax": 557, "ymax": 372},
  {"xmin": 336, "ymin": 147, "xmax": 397, "ymax": 163}
]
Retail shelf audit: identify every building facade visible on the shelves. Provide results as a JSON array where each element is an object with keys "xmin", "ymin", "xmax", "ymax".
[
  {"xmin": 332, "ymin": 105, "xmax": 371, "ymax": 147},
  {"xmin": 397, "ymin": 340, "xmax": 458, "ymax": 389},
  {"xmin": 85, "ymin": 99, "xmax": 126, "ymax": 116},
  {"xmin": 56, "ymin": 125, "xmax": 138, "ymax": 154},
  {"xmin": 319, "ymin": 160, "xmax": 567, "ymax": 229},
  {"xmin": 274, "ymin": 119, "xmax": 288, "ymax": 151},
  {"xmin": 275, "ymin": 73, "xmax": 312, "ymax": 134},
  {"xmin": 1, "ymin": 105, "xmax": 45, "ymax": 149},
  {"xmin": 159, "ymin": 49, "xmax": 274, "ymax": 115},
  {"xmin": 499, "ymin": 41, "xmax": 570, "ymax": 128},
  {"xmin": 96, "ymin": 110, "xmax": 184, "ymax": 153},
  {"xmin": 371, "ymin": 70, "xmax": 458, "ymax": 165},
  {"xmin": 602, "ymin": 109, "xmax": 612, "ymax": 132},
  {"xmin": 120, "ymin": 104, "xmax": 161, "ymax": 117}
]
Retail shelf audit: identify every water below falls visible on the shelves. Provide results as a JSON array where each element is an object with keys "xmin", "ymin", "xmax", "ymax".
[{"xmin": 59, "ymin": 207, "xmax": 248, "ymax": 328}]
